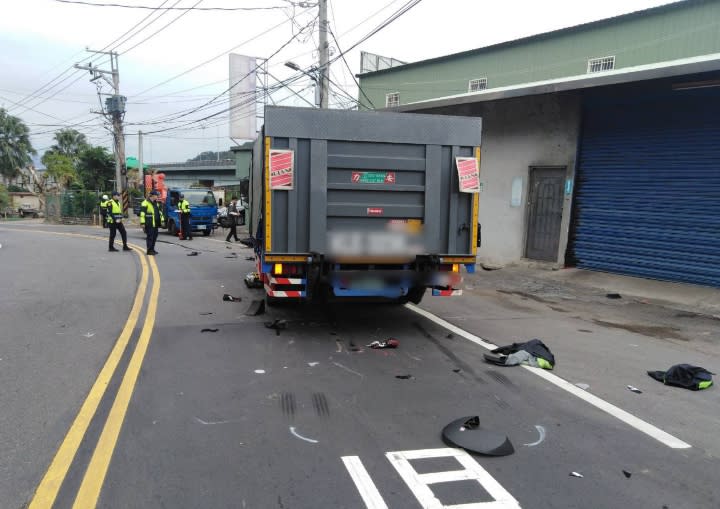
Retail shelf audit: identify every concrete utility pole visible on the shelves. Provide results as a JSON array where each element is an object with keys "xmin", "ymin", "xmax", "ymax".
[
  {"xmin": 75, "ymin": 50, "xmax": 128, "ymax": 212},
  {"xmin": 318, "ymin": 0, "xmax": 329, "ymax": 108},
  {"xmin": 138, "ymin": 130, "xmax": 143, "ymax": 193}
]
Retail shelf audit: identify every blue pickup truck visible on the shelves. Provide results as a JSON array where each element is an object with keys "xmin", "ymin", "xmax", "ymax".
[{"xmin": 163, "ymin": 188, "xmax": 218, "ymax": 237}]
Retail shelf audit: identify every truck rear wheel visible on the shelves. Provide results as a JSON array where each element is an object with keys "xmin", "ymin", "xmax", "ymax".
[{"xmin": 203, "ymin": 229, "xmax": 210, "ymax": 236}]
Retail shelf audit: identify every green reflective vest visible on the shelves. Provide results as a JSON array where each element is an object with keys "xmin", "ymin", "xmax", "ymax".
[
  {"xmin": 106, "ymin": 199, "xmax": 123, "ymax": 224},
  {"xmin": 178, "ymin": 199, "xmax": 190, "ymax": 214},
  {"xmin": 140, "ymin": 199, "xmax": 164, "ymax": 228}
]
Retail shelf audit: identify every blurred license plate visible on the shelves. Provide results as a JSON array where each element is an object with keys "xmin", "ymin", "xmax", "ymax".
[{"xmin": 197, "ymin": 225, "xmax": 206, "ymax": 230}]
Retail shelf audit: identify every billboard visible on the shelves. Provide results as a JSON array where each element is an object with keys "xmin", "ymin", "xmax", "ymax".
[{"xmin": 229, "ymin": 54, "xmax": 257, "ymax": 140}]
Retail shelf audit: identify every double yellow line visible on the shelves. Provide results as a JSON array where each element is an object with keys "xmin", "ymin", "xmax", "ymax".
[{"xmin": 23, "ymin": 231, "xmax": 161, "ymax": 509}]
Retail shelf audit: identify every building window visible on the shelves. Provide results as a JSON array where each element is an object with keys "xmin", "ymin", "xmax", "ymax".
[
  {"xmin": 468, "ymin": 78, "xmax": 488, "ymax": 92},
  {"xmin": 587, "ymin": 56, "xmax": 615, "ymax": 73},
  {"xmin": 385, "ymin": 92, "xmax": 400, "ymax": 108}
]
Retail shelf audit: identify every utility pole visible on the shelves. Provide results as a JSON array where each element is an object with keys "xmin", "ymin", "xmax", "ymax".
[
  {"xmin": 138, "ymin": 130, "xmax": 144, "ymax": 195},
  {"xmin": 75, "ymin": 49, "xmax": 128, "ymax": 213},
  {"xmin": 318, "ymin": 0, "xmax": 329, "ymax": 108}
]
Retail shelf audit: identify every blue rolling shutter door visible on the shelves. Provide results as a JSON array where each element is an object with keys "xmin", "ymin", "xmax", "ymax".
[{"xmin": 572, "ymin": 88, "xmax": 720, "ymax": 287}]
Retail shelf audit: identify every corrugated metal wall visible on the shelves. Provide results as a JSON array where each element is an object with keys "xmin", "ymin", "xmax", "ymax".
[{"xmin": 570, "ymin": 85, "xmax": 720, "ymax": 287}]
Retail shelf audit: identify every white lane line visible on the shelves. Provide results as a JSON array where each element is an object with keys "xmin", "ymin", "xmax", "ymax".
[
  {"xmin": 405, "ymin": 304, "xmax": 692, "ymax": 450},
  {"xmin": 289, "ymin": 426, "xmax": 318, "ymax": 444},
  {"xmin": 341, "ymin": 456, "xmax": 389, "ymax": 509},
  {"xmin": 332, "ymin": 361, "xmax": 365, "ymax": 378}
]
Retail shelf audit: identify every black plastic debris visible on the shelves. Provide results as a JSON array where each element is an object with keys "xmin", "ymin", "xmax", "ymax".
[
  {"xmin": 446, "ymin": 333, "xmax": 454, "ymax": 339},
  {"xmin": 245, "ymin": 299, "xmax": 265, "ymax": 316},
  {"xmin": 367, "ymin": 338, "xmax": 399, "ymax": 349},
  {"xmin": 239, "ymin": 237, "xmax": 255, "ymax": 248},
  {"xmin": 225, "ymin": 255, "xmax": 238, "ymax": 259},
  {"xmin": 222, "ymin": 294, "xmax": 242, "ymax": 302},
  {"xmin": 201, "ymin": 328, "xmax": 219, "ymax": 333},
  {"xmin": 395, "ymin": 374, "xmax": 413, "ymax": 380},
  {"xmin": 245, "ymin": 256, "xmax": 255, "ymax": 261},
  {"xmin": 453, "ymin": 368, "xmax": 462, "ymax": 373},
  {"xmin": 648, "ymin": 364, "xmax": 714, "ymax": 390},
  {"xmin": 265, "ymin": 319, "xmax": 287, "ymax": 336},
  {"xmin": 187, "ymin": 251, "xmax": 200, "ymax": 256},
  {"xmin": 623, "ymin": 470, "xmax": 632, "ymax": 479},
  {"xmin": 442, "ymin": 416, "xmax": 514, "ymax": 457},
  {"xmin": 626, "ymin": 385, "xmax": 643, "ymax": 394},
  {"xmin": 199, "ymin": 312, "xmax": 213, "ymax": 315},
  {"xmin": 606, "ymin": 293, "xmax": 622, "ymax": 299}
]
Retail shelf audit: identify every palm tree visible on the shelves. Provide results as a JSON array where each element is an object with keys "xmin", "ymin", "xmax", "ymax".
[
  {"xmin": 51, "ymin": 128, "xmax": 88, "ymax": 162},
  {"xmin": 0, "ymin": 108, "xmax": 35, "ymax": 183}
]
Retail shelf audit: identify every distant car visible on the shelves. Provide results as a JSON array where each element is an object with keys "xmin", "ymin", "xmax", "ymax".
[{"xmin": 18, "ymin": 205, "xmax": 41, "ymax": 218}]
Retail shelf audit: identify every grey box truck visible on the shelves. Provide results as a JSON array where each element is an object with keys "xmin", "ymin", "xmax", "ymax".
[{"xmin": 249, "ymin": 106, "xmax": 482, "ymax": 305}]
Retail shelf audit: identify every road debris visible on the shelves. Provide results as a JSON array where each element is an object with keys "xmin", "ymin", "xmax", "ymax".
[
  {"xmin": 245, "ymin": 256, "xmax": 255, "ymax": 261},
  {"xmin": 82, "ymin": 332, "xmax": 95, "ymax": 338},
  {"xmin": 223, "ymin": 294, "xmax": 242, "ymax": 302},
  {"xmin": 265, "ymin": 319, "xmax": 287, "ymax": 335},
  {"xmin": 395, "ymin": 374, "xmax": 413, "ymax": 380},
  {"xmin": 187, "ymin": 251, "xmax": 200, "ymax": 256},
  {"xmin": 308, "ymin": 362, "xmax": 319, "ymax": 367},
  {"xmin": 623, "ymin": 470, "xmax": 632, "ymax": 479},
  {"xmin": 225, "ymin": 254, "xmax": 238, "ymax": 259},
  {"xmin": 199, "ymin": 312, "xmax": 213, "ymax": 315},
  {"xmin": 648, "ymin": 364, "xmax": 714, "ymax": 390},
  {"xmin": 367, "ymin": 338, "xmax": 399, "ymax": 349},
  {"xmin": 569, "ymin": 472, "xmax": 584, "ymax": 478},
  {"xmin": 523, "ymin": 425, "xmax": 546, "ymax": 447},
  {"xmin": 484, "ymin": 338, "xmax": 555, "ymax": 370},
  {"xmin": 254, "ymin": 369, "xmax": 266, "ymax": 374},
  {"xmin": 245, "ymin": 299, "xmax": 265, "ymax": 316},
  {"xmin": 606, "ymin": 293, "xmax": 622, "ymax": 299},
  {"xmin": 442, "ymin": 416, "xmax": 514, "ymax": 456},
  {"xmin": 289, "ymin": 426, "xmax": 318, "ymax": 444},
  {"xmin": 244, "ymin": 272, "xmax": 263, "ymax": 289},
  {"xmin": 453, "ymin": 368, "xmax": 462, "ymax": 373},
  {"xmin": 626, "ymin": 385, "xmax": 643, "ymax": 394},
  {"xmin": 201, "ymin": 328, "xmax": 219, "ymax": 333}
]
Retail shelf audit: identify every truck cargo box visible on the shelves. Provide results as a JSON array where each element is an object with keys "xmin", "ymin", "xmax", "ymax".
[{"xmin": 250, "ymin": 106, "xmax": 482, "ymax": 303}]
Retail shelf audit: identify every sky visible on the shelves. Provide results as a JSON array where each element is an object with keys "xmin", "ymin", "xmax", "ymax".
[{"xmin": 0, "ymin": 0, "xmax": 676, "ymax": 164}]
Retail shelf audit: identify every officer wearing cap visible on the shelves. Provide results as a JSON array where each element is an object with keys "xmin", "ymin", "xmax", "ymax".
[
  {"xmin": 140, "ymin": 190, "xmax": 164, "ymax": 255},
  {"xmin": 99, "ymin": 194, "xmax": 109, "ymax": 228},
  {"xmin": 106, "ymin": 191, "xmax": 130, "ymax": 252},
  {"xmin": 177, "ymin": 192, "xmax": 192, "ymax": 240}
]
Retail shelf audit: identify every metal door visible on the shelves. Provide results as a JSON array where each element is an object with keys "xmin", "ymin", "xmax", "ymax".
[{"xmin": 526, "ymin": 167, "xmax": 565, "ymax": 261}]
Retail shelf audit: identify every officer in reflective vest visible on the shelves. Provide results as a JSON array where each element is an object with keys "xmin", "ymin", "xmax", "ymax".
[
  {"xmin": 99, "ymin": 194, "xmax": 109, "ymax": 228},
  {"xmin": 178, "ymin": 193, "xmax": 192, "ymax": 240},
  {"xmin": 106, "ymin": 191, "xmax": 130, "ymax": 252},
  {"xmin": 140, "ymin": 190, "xmax": 164, "ymax": 256}
]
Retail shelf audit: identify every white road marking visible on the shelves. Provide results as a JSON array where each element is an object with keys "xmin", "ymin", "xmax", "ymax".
[
  {"xmin": 289, "ymin": 426, "xmax": 318, "ymax": 444},
  {"xmin": 523, "ymin": 425, "xmax": 546, "ymax": 447},
  {"xmin": 194, "ymin": 417, "xmax": 235, "ymax": 426},
  {"xmin": 405, "ymin": 304, "xmax": 692, "ymax": 450},
  {"xmin": 386, "ymin": 448, "xmax": 521, "ymax": 508},
  {"xmin": 332, "ymin": 361, "xmax": 364, "ymax": 378},
  {"xmin": 341, "ymin": 456, "xmax": 389, "ymax": 509}
]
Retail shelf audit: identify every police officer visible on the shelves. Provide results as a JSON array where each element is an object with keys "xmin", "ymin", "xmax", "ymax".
[
  {"xmin": 140, "ymin": 190, "xmax": 164, "ymax": 256},
  {"xmin": 106, "ymin": 191, "xmax": 130, "ymax": 252},
  {"xmin": 99, "ymin": 194, "xmax": 109, "ymax": 228},
  {"xmin": 178, "ymin": 193, "xmax": 192, "ymax": 240}
]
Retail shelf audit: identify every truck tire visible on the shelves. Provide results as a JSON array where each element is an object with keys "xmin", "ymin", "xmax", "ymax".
[
  {"xmin": 168, "ymin": 220, "xmax": 177, "ymax": 236},
  {"xmin": 202, "ymin": 229, "xmax": 210, "ymax": 236}
]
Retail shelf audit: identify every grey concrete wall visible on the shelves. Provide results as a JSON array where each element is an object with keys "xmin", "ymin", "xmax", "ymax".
[{"xmin": 416, "ymin": 92, "xmax": 581, "ymax": 266}]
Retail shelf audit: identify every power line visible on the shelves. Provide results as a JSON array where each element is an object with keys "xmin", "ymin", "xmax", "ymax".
[
  {"xmin": 54, "ymin": 0, "xmax": 288, "ymax": 11},
  {"xmin": 328, "ymin": 27, "xmax": 375, "ymax": 108},
  {"xmin": 130, "ymin": 4, "xmax": 316, "ymax": 98},
  {"xmin": 119, "ymin": 0, "xmax": 204, "ymax": 55}
]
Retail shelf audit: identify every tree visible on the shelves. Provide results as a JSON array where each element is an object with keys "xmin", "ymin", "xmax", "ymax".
[
  {"xmin": 0, "ymin": 183, "xmax": 9, "ymax": 210},
  {"xmin": 76, "ymin": 145, "xmax": 115, "ymax": 191},
  {"xmin": 42, "ymin": 152, "xmax": 77, "ymax": 190},
  {"xmin": 0, "ymin": 108, "xmax": 35, "ymax": 183},
  {"xmin": 50, "ymin": 128, "xmax": 88, "ymax": 162}
]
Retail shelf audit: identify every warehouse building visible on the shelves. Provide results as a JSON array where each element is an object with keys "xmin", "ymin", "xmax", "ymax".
[{"xmin": 358, "ymin": 0, "xmax": 720, "ymax": 287}]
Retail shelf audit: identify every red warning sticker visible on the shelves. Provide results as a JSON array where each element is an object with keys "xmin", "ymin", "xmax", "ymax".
[{"xmin": 367, "ymin": 207, "xmax": 384, "ymax": 216}]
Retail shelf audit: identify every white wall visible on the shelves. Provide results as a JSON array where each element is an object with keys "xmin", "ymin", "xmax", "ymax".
[{"xmin": 418, "ymin": 92, "xmax": 581, "ymax": 266}]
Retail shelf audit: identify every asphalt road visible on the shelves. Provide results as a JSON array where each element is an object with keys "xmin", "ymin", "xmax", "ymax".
[{"xmin": 1, "ymin": 222, "xmax": 718, "ymax": 509}]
